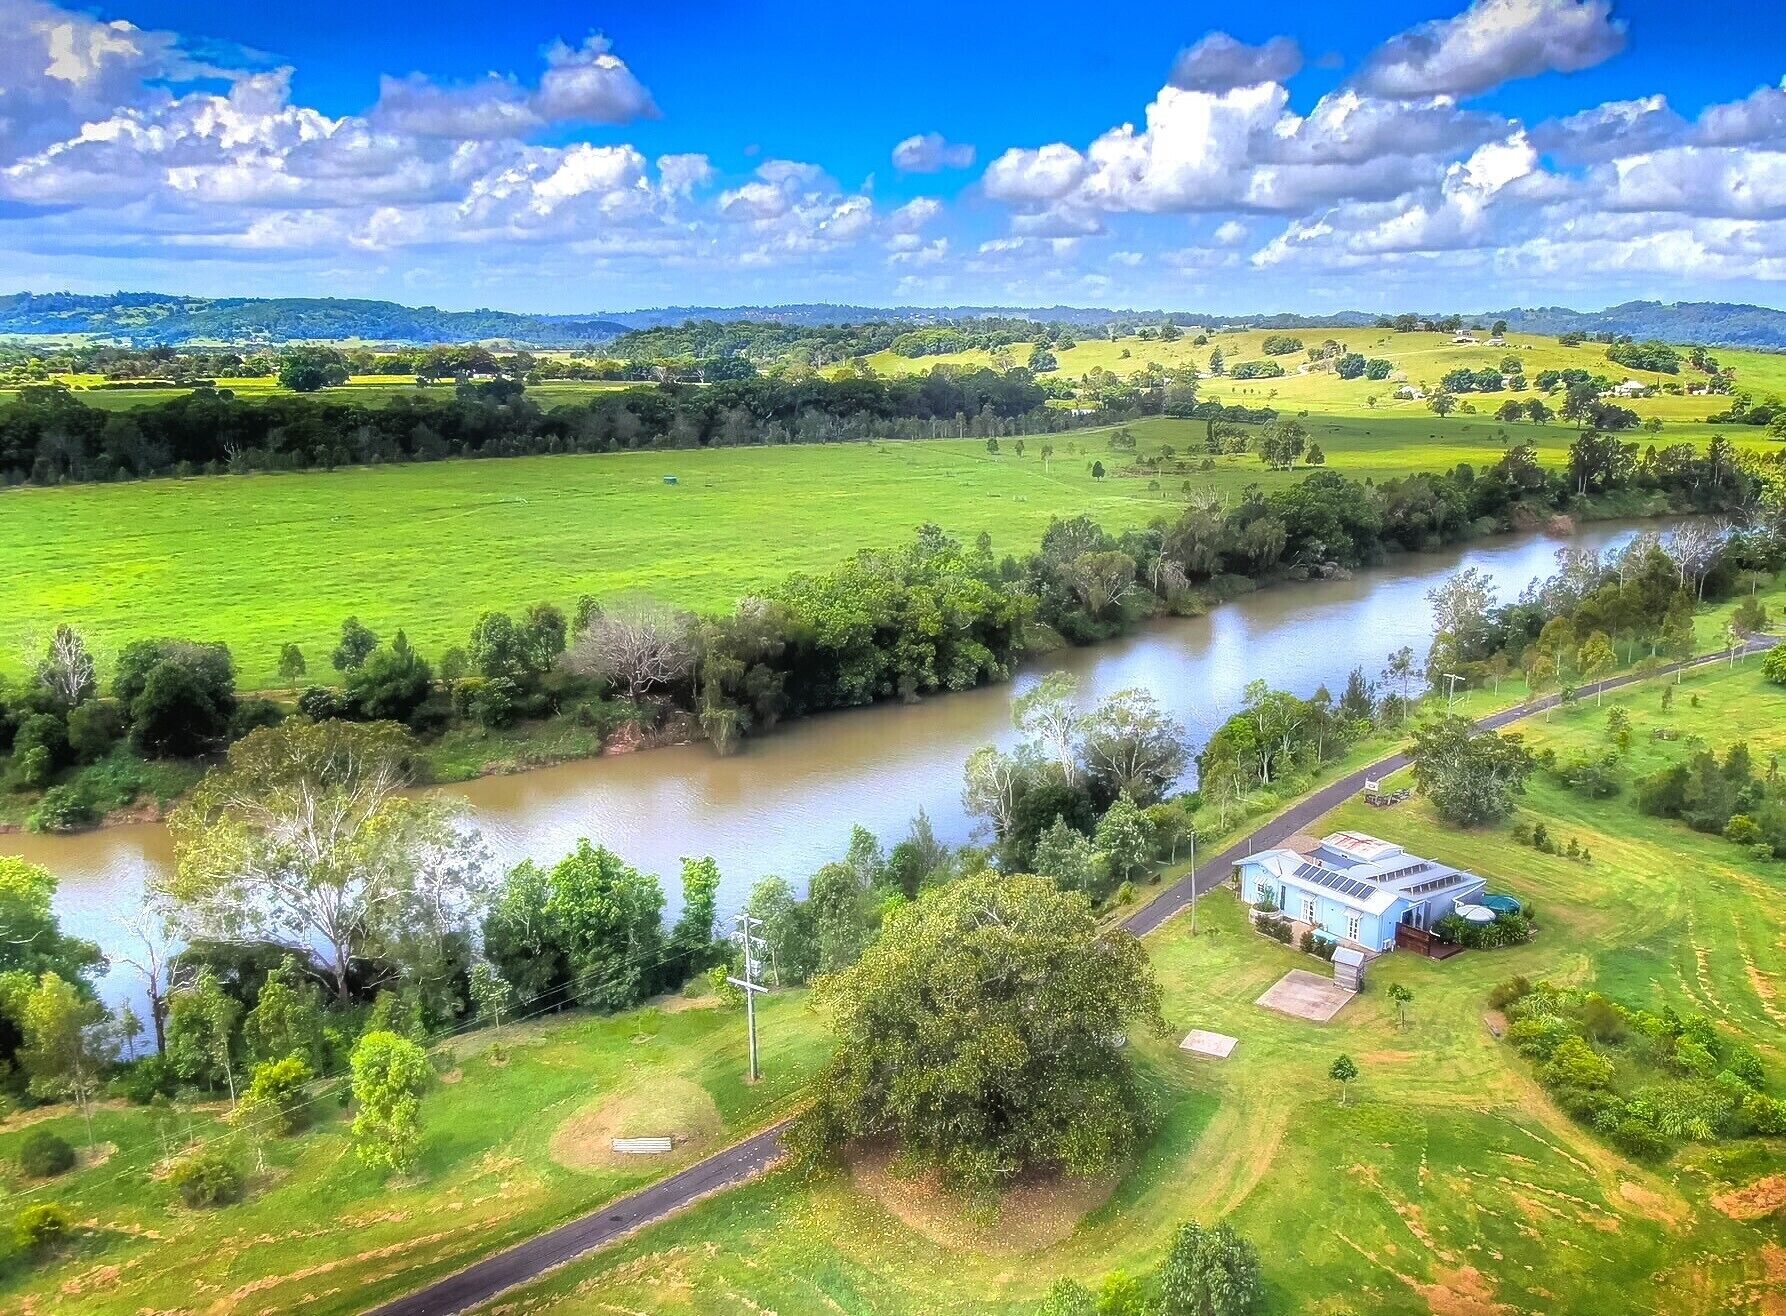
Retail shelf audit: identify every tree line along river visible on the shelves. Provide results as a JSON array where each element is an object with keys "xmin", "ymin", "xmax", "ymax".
[{"xmin": 3, "ymin": 520, "xmax": 1666, "ymax": 1012}]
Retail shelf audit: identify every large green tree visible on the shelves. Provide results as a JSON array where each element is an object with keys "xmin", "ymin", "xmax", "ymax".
[
  {"xmin": 349, "ymin": 1030, "xmax": 431, "ymax": 1175},
  {"xmin": 163, "ymin": 720, "xmax": 491, "ymax": 1001},
  {"xmin": 791, "ymin": 874, "xmax": 1163, "ymax": 1197},
  {"xmin": 1157, "ymin": 1221, "xmax": 1264, "ymax": 1316},
  {"xmin": 1409, "ymin": 716, "xmax": 1536, "ymax": 825}
]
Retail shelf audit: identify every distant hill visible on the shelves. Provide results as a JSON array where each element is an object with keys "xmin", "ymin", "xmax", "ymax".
[
  {"xmin": 1474, "ymin": 302, "xmax": 1786, "ymax": 350},
  {"xmin": 0, "ymin": 294, "xmax": 627, "ymax": 347},
  {"xmin": 2, "ymin": 292, "xmax": 1781, "ymax": 350}
]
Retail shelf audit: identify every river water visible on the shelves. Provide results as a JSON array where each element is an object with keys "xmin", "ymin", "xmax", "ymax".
[{"xmin": 4, "ymin": 520, "xmax": 1660, "ymax": 1008}]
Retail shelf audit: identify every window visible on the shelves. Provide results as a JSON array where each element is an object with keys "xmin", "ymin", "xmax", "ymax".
[
  {"xmin": 1301, "ymin": 897, "xmax": 1317, "ymax": 924},
  {"xmin": 1346, "ymin": 914, "xmax": 1361, "ymax": 943}
]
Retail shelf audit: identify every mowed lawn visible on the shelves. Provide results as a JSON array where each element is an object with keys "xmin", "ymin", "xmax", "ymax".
[
  {"xmin": 0, "ymin": 992, "xmax": 828, "ymax": 1315},
  {"xmin": 479, "ymin": 661, "xmax": 1786, "ymax": 1315}
]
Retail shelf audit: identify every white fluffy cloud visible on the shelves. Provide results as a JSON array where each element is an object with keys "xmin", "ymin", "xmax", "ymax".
[
  {"xmin": 369, "ymin": 34, "xmax": 655, "ymax": 140},
  {"xmin": 3, "ymin": 0, "xmax": 1784, "ymax": 305},
  {"xmin": 892, "ymin": 132, "xmax": 974, "ymax": 172},
  {"xmin": 1355, "ymin": 0, "xmax": 1625, "ymax": 100}
]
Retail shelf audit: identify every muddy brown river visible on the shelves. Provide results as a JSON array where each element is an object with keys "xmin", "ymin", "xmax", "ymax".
[{"xmin": 5, "ymin": 520, "xmax": 1663, "ymax": 1008}]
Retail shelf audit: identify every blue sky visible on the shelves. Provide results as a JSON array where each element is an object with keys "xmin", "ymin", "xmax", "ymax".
[{"xmin": 1, "ymin": 0, "xmax": 1783, "ymax": 311}]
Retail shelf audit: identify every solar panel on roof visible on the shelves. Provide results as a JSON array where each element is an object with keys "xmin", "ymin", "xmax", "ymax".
[{"xmin": 1292, "ymin": 862, "xmax": 1378, "ymax": 901}]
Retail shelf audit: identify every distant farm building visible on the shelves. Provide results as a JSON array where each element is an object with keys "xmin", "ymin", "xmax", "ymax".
[
  {"xmin": 1235, "ymin": 831, "xmax": 1489, "ymax": 955},
  {"xmin": 1609, "ymin": 379, "xmax": 1649, "ymax": 397}
]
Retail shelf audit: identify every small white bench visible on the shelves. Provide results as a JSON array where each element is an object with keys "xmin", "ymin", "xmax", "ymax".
[{"xmin": 610, "ymin": 1136, "xmax": 674, "ymax": 1154}]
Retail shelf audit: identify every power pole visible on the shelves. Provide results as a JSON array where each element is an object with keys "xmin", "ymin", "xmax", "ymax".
[
  {"xmin": 727, "ymin": 913, "xmax": 768, "ymax": 1083},
  {"xmin": 1188, "ymin": 827, "xmax": 1199, "ymax": 936},
  {"xmin": 1442, "ymin": 672, "xmax": 1465, "ymax": 708}
]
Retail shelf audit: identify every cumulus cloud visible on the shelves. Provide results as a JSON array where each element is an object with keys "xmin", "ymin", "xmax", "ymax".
[
  {"xmin": 1533, "ymin": 95, "xmax": 1685, "ymax": 165},
  {"xmin": 1356, "ymin": 0, "xmax": 1625, "ymax": 100},
  {"xmin": 0, "ymin": 0, "xmax": 204, "ymax": 162},
  {"xmin": 891, "ymin": 132, "xmax": 974, "ymax": 172},
  {"xmin": 1168, "ymin": 33, "xmax": 1301, "ymax": 92},
  {"xmin": 370, "ymin": 33, "xmax": 655, "ymax": 140},
  {"xmin": 532, "ymin": 35, "xmax": 658, "ymax": 124}
]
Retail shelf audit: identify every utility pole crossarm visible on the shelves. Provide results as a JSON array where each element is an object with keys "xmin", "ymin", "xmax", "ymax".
[{"xmin": 731, "ymin": 912, "xmax": 766, "ymax": 1082}]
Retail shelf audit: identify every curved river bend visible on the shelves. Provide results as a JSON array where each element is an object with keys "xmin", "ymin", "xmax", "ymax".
[{"xmin": 6, "ymin": 521, "xmax": 1660, "ymax": 1008}]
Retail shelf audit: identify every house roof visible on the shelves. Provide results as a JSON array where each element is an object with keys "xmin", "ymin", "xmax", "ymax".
[{"xmin": 1240, "ymin": 830, "xmax": 1488, "ymax": 916}]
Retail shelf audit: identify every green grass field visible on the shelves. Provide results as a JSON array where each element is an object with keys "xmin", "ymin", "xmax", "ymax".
[
  {"xmin": 4, "ymin": 327, "xmax": 1783, "ymax": 687},
  {"xmin": 0, "ymin": 992, "xmax": 828, "ymax": 1315},
  {"xmin": 4, "ymin": 404, "xmax": 1778, "ymax": 689},
  {"xmin": 473, "ymin": 658, "xmax": 1786, "ymax": 1315}
]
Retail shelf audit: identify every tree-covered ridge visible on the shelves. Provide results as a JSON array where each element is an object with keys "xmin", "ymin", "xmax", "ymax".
[
  {"xmin": 0, "ymin": 294, "xmax": 625, "ymax": 347},
  {"xmin": 6, "ymin": 293, "xmax": 1786, "ymax": 348}
]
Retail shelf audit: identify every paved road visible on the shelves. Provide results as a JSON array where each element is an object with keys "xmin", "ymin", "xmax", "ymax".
[
  {"xmin": 366, "ymin": 1122, "xmax": 790, "ymax": 1316},
  {"xmin": 368, "ymin": 635, "xmax": 1774, "ymax": 1315}
]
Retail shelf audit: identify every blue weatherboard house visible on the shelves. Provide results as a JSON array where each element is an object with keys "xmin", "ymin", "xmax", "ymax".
[{"xmin": 1235, "ymin": 831, "xmax": 1489, "ymax": 954}]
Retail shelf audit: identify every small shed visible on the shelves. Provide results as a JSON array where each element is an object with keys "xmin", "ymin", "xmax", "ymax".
[
  {"xmin": 1332, "ymin": 946, "xmax": 1367, "ymax": 992},
  {"xmin": 662, "ymin": 475, "xmax": 679, "ymax": 485}
]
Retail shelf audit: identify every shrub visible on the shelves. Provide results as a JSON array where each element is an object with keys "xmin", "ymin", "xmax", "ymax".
[
  {"xmin": 17, "ymin": 1129, "xmax": 76, "ymax": 1178},
  {"xmin": 66, "ymin": 700, "xmax": 126, "ymax": 762},
  {"xmin": 26, "ymin": 783, "xmax": 96, "ymax": 833},
  {"xmin": 1760, "ymin": 644, "xmax": 1786, "ymax": 686},
  {"xmin": 1543, "ymin": 1036, "xmax": 1615, "ymax": 1090},
  {"xmin": 1608, "ymin": 1118, "xmax": 1671, "ymax": 1161},
  {"xmin": 13, "ymin": 1203, "xmax": 72, "ymax": 1251},
  {"xmin": 1507, "ymin": 1014, "xmax": 1573, "ymax": 1060},
  {"xmin": 111, "ymin": 1054, "xmax": 180, "ymax": 1105},
  {"xmin": 168, "ymin": 1148, "xmax": 245, "ymax": 1208},
  {"xmin": 1724, "ymin": 814, "xmax": 1764, "ymax": 846},
  {"xmin": 1488, "ymin": 976, "xmax": 1532, "ymax": 1010},
  {"xmin": 1255, "ymin": 912, "xmax": 1293, "ymax": 943}
]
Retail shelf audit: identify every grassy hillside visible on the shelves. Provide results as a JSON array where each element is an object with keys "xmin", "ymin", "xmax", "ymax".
[{"xmin": 479, "ymin": 659, "xmax": 1786, "ymax": 1314}]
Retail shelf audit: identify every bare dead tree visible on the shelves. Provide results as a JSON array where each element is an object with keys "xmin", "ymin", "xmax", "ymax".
[
  {"xmin": 566, "ymin": 599, "xmax": 694, "ymax": 701},
  {"xmin": 1662, "ymin": 520, "xmax": 1728, "ymax": 600},
  {"xmin": 36, "ymin": 623, "xmax": 97, "ymax": 706},
  {"xmin": 113, "ymin": 893, "xmax": 177, "ymax": 1055}
]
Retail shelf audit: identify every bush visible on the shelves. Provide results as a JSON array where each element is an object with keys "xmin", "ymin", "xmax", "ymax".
[
  {"xmin": 13, "ymin": 1203, "xmax": 72, "ymax": 1251},
  {"xmin": 1608, "ymin": 1118, "xmax": 1672, "ymax": 1161},
  {"xmin": 66, "ymin": 700, "xmax": 126, "ymax": 762},
  {"xmin": 1488, "ymin": 976, "xmax": 1532, "ymax": 1010},
  {"xmin": 1761, "ymin": 644, "xmax": 1786, "ymax": 685},
  {"xmin": 111, "ymin": 1054, "xmax": 180, "ymax": 1105},
  {"xmin": 1255, "ymin": 912, "xmax": 1293, "ymax": 943},
  {"xmin": 26, "ymin": 782, "xmax": 96, "ymax": 833},
  {"xmin": 17, "ymin": 1129, "xmax": 76, "ymax": 1178},
  {"xmin": 168, "ymin": 1148, "xmax": 245, "ymax": 1208}
]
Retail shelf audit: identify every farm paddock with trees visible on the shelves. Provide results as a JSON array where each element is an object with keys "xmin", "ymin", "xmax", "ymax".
[{"xmin": 0, "ymin": 525, "xmax": 1780, "ymax": 1311}]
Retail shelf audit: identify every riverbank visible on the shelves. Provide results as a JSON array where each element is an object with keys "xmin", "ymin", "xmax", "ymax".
[
  {"xmin": 10, "ymin": 637, "xmax": 1776, "ymax": 1315},
  {"xmin": 0, "ymin": 506, "xmax": 1686, "ymax": 842}
]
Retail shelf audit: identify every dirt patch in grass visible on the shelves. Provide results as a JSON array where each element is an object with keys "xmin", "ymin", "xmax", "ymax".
[
  {"xmin": 1712, "ymin": 1174, "xmax": 1786, "ymax": 1221},
  {"xmin": 650, "ymin": 991, "xmax": 722, "ymax": 1014},
  {"xmin": 438, "ymin": 1068, "xmax": 463, "ymax": 1085},
  {"xmin": 1411, "ymin": 1264, "xmax": 1511, "ymax": 1316},
  {"xmin": 549, "ymin": 1077, "xmax": 721, "ymax": 1172},
  {"xmin": 1617, "ymin": 1178, "xmax": 1687, "ymax": 1229},
  {"xmin": 846, "ymin": 1146, "xmax": 1116, "ymax": 1255},
  {"xmin": 75, "ymin": 1141, "xmax": 117, "ymax": 1171}
]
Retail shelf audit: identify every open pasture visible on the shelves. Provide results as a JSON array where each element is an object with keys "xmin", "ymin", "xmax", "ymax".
[{"xmin": 2, "ymin": 400, "xmax": 1772, "ymax": 689}]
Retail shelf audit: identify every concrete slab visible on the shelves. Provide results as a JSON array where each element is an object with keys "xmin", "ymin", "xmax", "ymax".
[
  {"xmin": 1255, "ymin": 969, "xmax": 1355, "ymax": 1023},
  {"xmin": 1179, "ymin": 1030, "xmax": 1239, "ymax": 1059}
]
